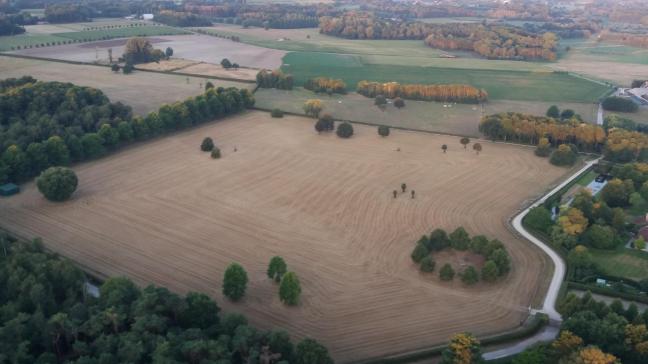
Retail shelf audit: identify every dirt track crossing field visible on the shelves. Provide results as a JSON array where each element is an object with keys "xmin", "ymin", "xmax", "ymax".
[{"xmin": 0, "ymin": 112, "xmax": 568, "ymax": 362}]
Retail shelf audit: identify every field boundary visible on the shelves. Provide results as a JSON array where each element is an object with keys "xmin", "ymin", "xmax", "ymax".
[{"xmin": 0, "ymin": 53, "xmax": 257, "ymax": 84}]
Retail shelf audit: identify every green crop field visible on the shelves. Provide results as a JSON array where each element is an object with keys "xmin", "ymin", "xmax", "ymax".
[
  {"xmin": 281, "ymin": 52, "xmax": 611, "ymax": 102},
  {"xmin": 590, "ymin": 248, "xmax": 648, "ymax": 281},
  {"xmin": 54, "ymin": 26, "xmax": 189, "ymax": 41},
  {"xmin": 0, "ymin": 34, "xmax": 71, "ymax": 51},
  {"xmin": 560, "ymin": 39, "xmax": 648, "ymax": 65}
]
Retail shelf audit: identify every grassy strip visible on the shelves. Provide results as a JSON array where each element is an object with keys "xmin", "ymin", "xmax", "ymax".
[{"xmin": 567, "ymin": 282, "xmax": 648, "ymax": 304}]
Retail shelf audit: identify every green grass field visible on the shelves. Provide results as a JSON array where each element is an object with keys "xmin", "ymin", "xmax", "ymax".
[
  {"xmin": 590, "ymin": 248, "xmax": 648, "ymax": 281},
  {"xmin": 0, "ymin": 34, "xmax": 71, "ymax": 51},
  {"xmin": 560, "ymin": 38, "xmax": 648, "ymax": 65},
  {"xmin": 54, "ymin": 26, "xmax": 189, "ymax": 41},
  {"xmin": 281, "ymin": 52, "xmax": 611, "ymax": 102}
]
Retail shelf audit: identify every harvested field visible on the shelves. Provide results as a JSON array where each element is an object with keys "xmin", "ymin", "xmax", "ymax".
[
  {"xmin": 0, "ymin": 56, "xmax": 254, "ymax": 115},
  {"xmin": 0, "ymin": 111, "xmax": 567, "ymax": 362},
  {"xmin": 180, "ymin": 62, "xmax": 259, "ymax": 81},
  {"xmin": 9, "ymin": 34, "xmax": 286, "ymax": 69},
  {"xmin": 136, "ymin": 58, "xmax": 200, "ymax": 72}
]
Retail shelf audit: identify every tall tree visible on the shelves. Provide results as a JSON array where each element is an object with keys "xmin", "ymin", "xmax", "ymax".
[
  {"xmin": 223, "ymin": 263, "xmax": 248, "ymax": 301},
  {"xmin": 279, "ymin": 272, "xmax": 301, "ymax": 305}
]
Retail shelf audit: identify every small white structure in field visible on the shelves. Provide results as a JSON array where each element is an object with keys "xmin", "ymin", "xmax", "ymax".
[{"xmin": 142, "ymin": 14, "xmax": 154, "ymax": 21}]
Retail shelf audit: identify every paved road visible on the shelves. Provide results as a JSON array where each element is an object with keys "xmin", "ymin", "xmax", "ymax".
[
  {"xmin": 597, "ymin": 103, "xmax": 604, "ymax": 125},
  {"xmin": 483, "ymin": 158, "xmax": 600, "ymax": 359}
]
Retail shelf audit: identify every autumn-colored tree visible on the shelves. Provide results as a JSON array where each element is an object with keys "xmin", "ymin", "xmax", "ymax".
[
  {"xmin": 561, "ymin": 346, "xmax": 617, "ymax": 364},
  {"xmin": 558, "ymin": 208, "xmax": 589, "ymax": 236},
  {"xmin": 357, "ymin": 81, "xmax": 487, "ymax": 104},
  {"xmin": 303, "ymin": 99, "xmax": 323, "ymax": 118},
  {"xmin": 440, "ymin": 332, "xmax": 483, "ymax": 364},
  {"xmin": 552, "ymin": 330, "xmax": 583, "ymax": 356}
]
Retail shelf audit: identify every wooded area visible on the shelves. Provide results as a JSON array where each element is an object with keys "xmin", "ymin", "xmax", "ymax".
[{"xmin": 357, "ymin": 81, "xmax": 488, "ymax": 103}]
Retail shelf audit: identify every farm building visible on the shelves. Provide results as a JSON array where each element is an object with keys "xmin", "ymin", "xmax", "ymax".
[{"xmin": 0, "ymin": 183, "xmax": 19, "ymax": 197}]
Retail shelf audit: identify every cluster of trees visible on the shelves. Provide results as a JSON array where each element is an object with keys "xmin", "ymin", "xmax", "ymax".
[
  {"xmin": 357, "ymin": 81, "xmax": 487, "ymax": 104},
  {"xmin": 546, "ymin": 105, "xmax": 578, "ymax": 121},
  {"xmin": 154, "ymin": 10, "xmax": 212, "ymax": 27},
  {"xmin": 0, "ymin": 13, "xmax": 33, "ymax": 36},
  {"xmin": 605, "ymin": 128, "xmax": 648, "ymax": 163},
  {"xmin": 410, "ymin": 227, "xmax": 511, "ymax": 285},
  {"xmin": 304, "ymin": 77, "xmax": 347, "ymax": 95},
  {"xmin": 256, "ymin": 70, "xmax": 294, "ymax": 90},
  {"xmin": 44, "ymin": 4, "xmax": 91, "ymax": 23},
  {"xmin": 319, "ymin": 13, "xmax": 557, "ymax": 60},
  {"xmin": 0, "ymin": 78, "xmax": 254, "ymax": 185},
  {"xmin": 602, "ymin": 96, "xmax": 639, "ymax": 113},
  {"xmin": 0, "ymin": 235, "xmax": 333, "ymax": 364},
  {"xmin": 479, "ymin": 112, "xmax": 606, "ymax": 153},
  {"xmin": 604, "ymin": 114, "xmax": 648, "ymax": 135},
  {"xmin": 512, "ymin": 291, "xmax": 648, "ymax": 364},
  {"xmin": 122, "ymin": 37, "xmax": 166, "ymax": 65},
  {"xmin": 238, "ymin": 12, "xmax": 318, "ymax": 29},
  {"xmin": 425, "ymin": 23, "xmax": 558, "ymax": 60},
  {"xmin": 206, "ymin": 3, "xmax": 326, "ymax": 29},
  {"xmin": 220, "ymin": 58, "xmax": 239, "ymax": 69},
  {"xmin": 520, "ymin": 20, "xmax": 600, "ymax": 39}
]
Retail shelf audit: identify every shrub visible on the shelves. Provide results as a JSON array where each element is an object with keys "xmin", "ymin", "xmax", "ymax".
[
  {"xmin": 36, "ymin": 167, "xmax": 78, "ymax": 202},
  {"xmin": 602, "ymin": 96, "xmax": 638, "ymax": 112},
  {"xmin": 439, "ymin": 263, "xmax": 455, "ymax": 281},
  {"xmin": 461, "ymin": 266, "xmax": 479, "ymax": 285},
  {"xmin": 201, "ymin": 137, "xmax": 214, "ymax": 151},
  {"xmin": 271, "ymin": 108, "xmax": 284, "ymax": 118},
  {"xmin": 336, "ymin": 122, "xmax": 354, "ymax": 138},
  {"xmin": 420, "ymin": 256, "xmax": 435, "ymax": 272},
  {"xmin": 378, "ymin": 125, "xmax": 390, "ymax": 137},
  {"xmin": 211, "ymin": 147, "xmax": 221, "ymax": 159},
  {"xmin": 550, "ymin": 144, "xmax": 577, "ymax": 166}
]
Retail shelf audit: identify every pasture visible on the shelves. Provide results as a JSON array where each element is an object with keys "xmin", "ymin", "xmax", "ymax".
[
  {"xmin": 0, "ymin": 111, "xmax": 568, "ymax": 362},
  {"xmin": 589, "ymin": 248, "xmax": 648, "ymax": 281},
  {"xmin": 281, "ymin": 52, "xmax": 611, "ymax": 102},
  {"xmin": 0, "ymin": 56, "xmax": 254, "ymax": 115},
  {"xmin": 255, "ymin": 89, "xmax": 599, "ymax": 136}
]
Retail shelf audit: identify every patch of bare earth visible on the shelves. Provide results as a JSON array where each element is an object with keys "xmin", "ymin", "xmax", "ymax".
[{"xmin": 0, "ymin": 112, "xmax": 568, "ymax": 363}]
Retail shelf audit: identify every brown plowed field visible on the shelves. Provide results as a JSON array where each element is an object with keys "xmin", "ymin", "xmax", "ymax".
[{"xmin": 0, "ymin": 112, "xmax": 567, "ymax": 363}]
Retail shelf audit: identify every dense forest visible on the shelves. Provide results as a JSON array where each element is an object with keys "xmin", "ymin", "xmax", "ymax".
[
  {"xmin": 44, "ymin": 4, "xmax": 91, "ymax": 23},
  {"xmin": 319, "ymin": 13, "xmax": 557, "ymax": 60},
  {"xmin": 479, "ymin": 113, "xmax": 606, "ymax": 152},
  {"xmin": 0, "ymin": 13, "xmax": 37, "ymax": 36},
  {"xmin": 357, "ymin": 81, "xmax": 488, "ymax": 103},
  {"xmin": 0, "ymin": 234, "xmax": 333, "ymax": 364},
  {"xmin": 154, "ymin": 10, "xmax": 212, "ymax": 27},
  {"xmin": 0, "ymin": 78, "xmax": 254, "ymax": 185}
]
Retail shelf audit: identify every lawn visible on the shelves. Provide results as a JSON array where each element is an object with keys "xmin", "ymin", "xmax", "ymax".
[
  {"xmin": 590, "ymin": 248, "xmax": 648, "ymax": 281},
  {"xmin": 281, "ymin": 52, "xmax": 611, "ymax": 102}
]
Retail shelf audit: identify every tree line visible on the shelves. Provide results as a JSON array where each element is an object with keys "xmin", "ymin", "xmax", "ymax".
[
  {"xmin": 44, "ymin": 4, "xmax": 91, "ymax": 23},
  {"xmin": 154, "ymin": 10, "xmax": 212, "ymax": 27},
  {"xmin": 304, "ymin": 77, "xmax": 347, "ymax": 95},
  {"xmin": 0, "ymin": 234, "xmax": 333, "ymax": 364},
  {"xmin": 0, "ymin": 13, "xmax": 36, "ymax": 36},
  {"xmin": 410, "ymin": 227, "xmax": 511, "ymax": 285},
  {"xmin": 319, "ymin": 12, "xmax": 557, "ymax": 60},
  {"xmin": 0, "ymin": 78, "xmax": 254, "ymax": 185},
  {"xmin": 256, "ymin": 70, "xmax": 294, "ymax": 90},
  {"xmin": 357, "ymin": 81, "xmax": 488, "ymax": 104}
]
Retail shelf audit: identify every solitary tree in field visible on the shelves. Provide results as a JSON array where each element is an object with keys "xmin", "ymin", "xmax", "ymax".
[
  {"xmin": 223, "ymin": 263, "xmax": 248, "ymax": 301},
  {"xmin": 473, "ymin": 143, "xmax": 482, "ymax": 155},
  {"xmin": 393, "ymin": 190, "xmax": 398, "ymax": 198},
  {"xmin": 111, "ymin": 64, "xmax": 120, "ymax": 73},
  {"xmin": 374, "ymin": 95, "xmax": 387, "ymax": 107},
  {"xmin": 303, "ymin": 99, "xmax": 323, "ymax": 118},
  {"xmin": 211, "ymin": 147, "xmax": 221, "ymax": 159},
  {"xmin": 201, "ymin": 137, "xmax": 214, "ymax": 151},
  {"xmin": 394, "ymin": 97, "xmax": 405, "ymax": 109},
  {"xmin": 221, "ymin": 58, "xmax": 232, "ymax": 69},
  {"xmin": 442, "ymin": 144, "xmax": 448, "ymax": 153},
  {"xmin": 279, "ymin": 272, "xmax": 301, "ymax": 305},
  {"xmin": 267, "ymin": 256, "xmax": 287, "ymax": 282},
  {"xmin": 165, "ymin": 47, "xmax": 173, "ymax": 58},
  {"xmin": 439, "ymin": 263, "xmax": 455, "ymax": 281},
  {"xmin": 460, "ymin": 137, "xmax": 470, "ymax": 149},
  {"xmin": 36, "ymin": 167, "xmax": 78, "ymax": 202},
  {"xmin": 378, "ymin": 125, "xmax": 390, "ymax": 137},
  {"xmin": 336, "ymin": 122, "xmax": 354, "ymax": 138},
  {"xmin": 401, "ymin": 183, "xmax": 407, "ymax": 193},
  {"xmin": 411, "ymin": 190, "xmax": 415, "ymax": 199}
]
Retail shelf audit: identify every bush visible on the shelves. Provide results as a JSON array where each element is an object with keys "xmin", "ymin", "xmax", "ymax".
[
  {"xmin": 420, "ymin": 256, "xmax": 435, "ymax": 272},
  {"xmin": 378, "ymin": 125, "xmax": 390, "ymax": 137},
  {"xmin": 211, "ymin": 147, "xmax": 221, "ymax": 159},
  {"xmin": 201, "ymin": 137, "xmax": 214, "ymax": 151},
  {"xmin": 36, "ymin": 167, "xmax": 78, "ymax": 202},
  {"xmin": 336, "ymin": 122, "xmax": 354, "ymax": 138},
  {"xmin": 461, "ymin": 266, "xmax": 479, "ymax": 285},
  {"xmin": 602, "ymin": 96, "xmax": 638, "ymax": 112},
  {"xmin": 550, "ymin": 144, "xmax": 577, "ymax": 166},
  {"xmin": 271, "ymin": 108, "xmax": 284, "ymax": 118},
  {"xmin": 439, "ymin": 263, "xmax": 455, "ymax": 281}
]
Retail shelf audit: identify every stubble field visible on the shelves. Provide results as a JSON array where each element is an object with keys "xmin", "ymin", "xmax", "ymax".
[{"xmin": 0, "ymin": 112, "xmax": 568, "ymax": 363}]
